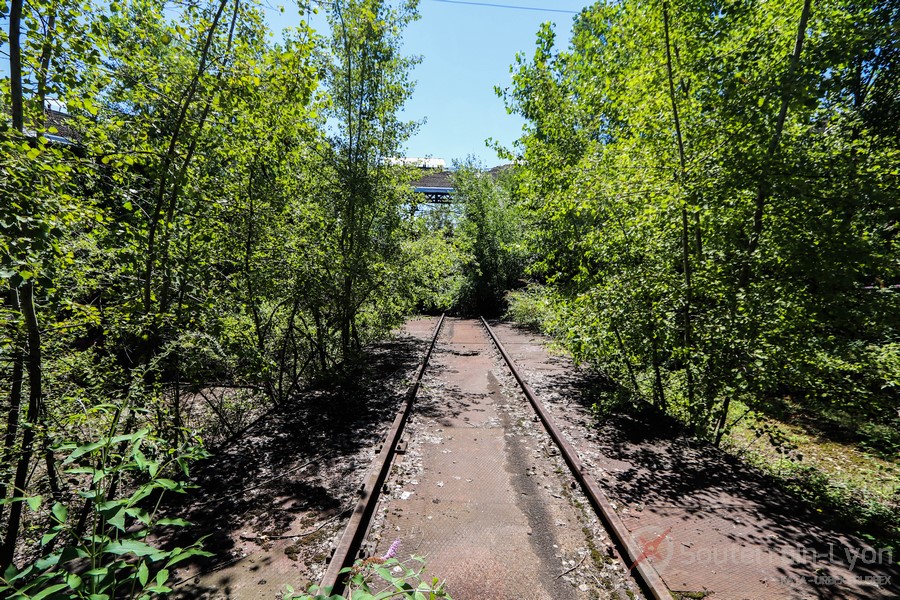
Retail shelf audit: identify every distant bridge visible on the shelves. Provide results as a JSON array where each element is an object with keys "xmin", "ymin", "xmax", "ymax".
[{"xmin": 411, "ymin": 169, "xmax": 454, "ymax": 204}]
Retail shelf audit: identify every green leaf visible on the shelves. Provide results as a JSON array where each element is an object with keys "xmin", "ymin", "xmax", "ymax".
[
  {"xmin": 67, "ymin": 572, "xmax": 83, "ymax": 590},
  {"xmin": 111, "ymin": 429, "xmax": 147, "ymax": 445},
  {"xmin": 156, "ymin": 518, "xmax": 190, "ymax": 527},
  {"xmin": 6, "ymin": 563, "xmax": 32, "ymax": 583},
  {"xmin": 107, "ymin": 506, "xmax": 126, "ymax": 531},
  {"xmin": 51, "ymin": 502, "xmax": 67, "ymax": 523},
  {"xmin": 26, "ymin": 496, "xmax": 42, "ymax": 511},
  {"xmin": 137, "ymin": 561, "xmax": 149, "ymax": 586},
  {"xmin": 64, "ymin": 440, "xmax": 106, "ymax": 464},
  {"xmin": 29, "ymin": 583, "xmax": 68, "ymax": 600},
  {"xmin": 164, "ymin": 547, "xmax": 213, "ymax": 568},
  {"xmin": 41, "ymin": 528, "xmax": 62, "ymax": 546},
  {"xmin": 133, "ymin": 448, "xmax": 147, "ymax": 472},
  {"xmin": 103, "ymin": 539, "xmax": 165, "ymax": 559},
  {"xmin": 125, "ymin": 507, "xmax": 151, "ymax": 525},
  {"xmin": 34, "ymin": 552, "xmax": 61, "ymax": 570}
]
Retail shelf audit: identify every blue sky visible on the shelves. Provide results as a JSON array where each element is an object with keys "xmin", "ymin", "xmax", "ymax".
[
  {"xmin": 3, "ymin": 0, "xmax": 587, "ymax": 166},
  {"xmin": 268, "ymin": 0, "xmax": 588, "ymax": 167}
]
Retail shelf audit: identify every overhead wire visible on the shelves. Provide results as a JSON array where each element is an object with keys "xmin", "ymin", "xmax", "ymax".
[{"xmin": 428, "ymin": 0, "xmax": 580, "ymax": 14}]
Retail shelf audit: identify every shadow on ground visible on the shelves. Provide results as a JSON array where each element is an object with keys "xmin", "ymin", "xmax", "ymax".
[
  {"xmin": 593, "ymin": 404, "xmax": 899, "ymax": 598},
  {"xmin": 491, "ymin": 321, "xmax": 899, "ymax": 600},
  {"xmin": 160, "ymin": 335, "xmax": 425, "ymax": 598}
]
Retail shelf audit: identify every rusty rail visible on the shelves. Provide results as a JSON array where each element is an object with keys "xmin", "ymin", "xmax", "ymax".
[
  {"xmin": 319, "ymin": 314, "xmax": 445, "ymax": 596},
  {"xmin": 480, "ymin": 317, "xmax": 671, "ymax": 600}
]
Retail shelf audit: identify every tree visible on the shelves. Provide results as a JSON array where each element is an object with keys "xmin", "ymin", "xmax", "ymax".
[
  {"xmin": 321, "ymin": 0, "xmax": 421, "ymax": 357},
  {"xmin": 452, "ymin": 160, "xmax": 524, "ymax": 314},
  {"xmin": 500, "ymin": 0, "xmax": 900, "ymax": 440},
  {"xmin": 1, "ymin": 0, "xmax": 102, "ymax": 566}
]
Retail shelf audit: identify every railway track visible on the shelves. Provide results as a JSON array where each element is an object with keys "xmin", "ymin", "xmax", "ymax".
[{"xmin": 319, "ymin": 316, "xmax": 670, "ymax": 599}]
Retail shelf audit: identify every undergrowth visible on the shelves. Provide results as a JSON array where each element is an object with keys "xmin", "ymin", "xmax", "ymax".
[
  {"xmin": 287, "ymin": 551, "xmax": 451, "ymax": 600},
  {"xmin": 724, "ymin": 405, "xmax": 900, "ymax": 554}
]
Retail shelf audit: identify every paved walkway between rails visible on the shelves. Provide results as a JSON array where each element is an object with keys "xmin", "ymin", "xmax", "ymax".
[{"xmin": 368, "ymin": 318, "xmax": 641, "ymax": 600}]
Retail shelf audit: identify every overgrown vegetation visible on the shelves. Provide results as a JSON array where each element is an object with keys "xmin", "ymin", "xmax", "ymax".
[
  {"xmin": 448, "ymin": 161, "xmax": 525, "ymax": 315},
  {"xmin": 723, "ymin": 400, "xmax": 900, "ymax": 549},
  {"xmin": 3, "ymin": 0, "xmax": 899, "ymax": 593},
  {"xmin": 0, "ymin": 0, "xmax": 451, "ymax": 591},
  {"xmin": 500, "ymin": 0, "xmax": 899, "ymax": 546},
  {"xmin": 287, "ymin": 553, "xmax": 451, "ymax": 600}
]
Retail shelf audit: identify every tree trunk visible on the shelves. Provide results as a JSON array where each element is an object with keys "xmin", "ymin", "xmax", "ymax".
[
  {"xmin": 612, "ymin": 322, "xmax": 641, "ymax": 396},
  {"xmin": 143, "ymin": 0, "xmax": 230, "ymax": 316},
  {"xmin": 158, "ymin": 0, "xmax": 239, "ymax": 313},
  {"xmin": 0, "ymin": 289, "xmax": 25, "ymax": 528},
  {"xmin": 8, "ymin": 0, "xmax": 24, "ymax": 133},
  {"xmin": 662, "ymin": 0, "xmax": 695, "ymax": 410},
  {"xmin": 651, "ymin": 331, "xmax": 667, "ymax": 409},
  {"xmin": 1, "ymin": 283, "xmax": 48, "ymax": 567},
  {"xmin": 36, "ymin": 8, "xmax": 57, "ymax": 115},
  {"xmin": 740, "ymin": 0, "xmax": 813, "ymax": 290},
  {"xmin": 717, "ymin": 0, "xmax": 812, "ymax": 447}
]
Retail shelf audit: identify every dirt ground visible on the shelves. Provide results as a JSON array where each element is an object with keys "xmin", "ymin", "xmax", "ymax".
[
  {"xmin": 166, "ymin": 318, "xmax": 438, "ymax": 599},
  {"xmin": 163, "ymin": 317, "xmax": 899, "ymax": 600}
]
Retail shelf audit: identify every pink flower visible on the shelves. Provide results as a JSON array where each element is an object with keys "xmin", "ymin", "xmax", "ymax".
[{"xmin": 382, "ymin": 539, "xmax": 401, "ymax": 560}]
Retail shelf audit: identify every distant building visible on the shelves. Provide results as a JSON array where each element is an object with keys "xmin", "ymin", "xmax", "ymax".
[
  {"xmin": 387, "ymin": 157, "xmax": 446, "ymax": 170},
  {"xmin": 394, "ymin": 158, "xmax": 515, "ymax": 204}
]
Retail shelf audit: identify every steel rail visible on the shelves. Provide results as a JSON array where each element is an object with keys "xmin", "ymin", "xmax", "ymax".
[
  {"xmin": 480, "ymin": 317, "xmax": 671, "ymax": 600},
  {"xmin": 319, "ymin": 314, "xmax": 445, "ymax": 596}
]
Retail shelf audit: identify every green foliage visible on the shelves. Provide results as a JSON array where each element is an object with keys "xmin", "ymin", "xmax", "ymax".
[
  {"xmin": 449, "ymin": 160, "xmax": 526, "ymax": 315},
  {"xmin": 399, "ymin": 222, "xmax": 465, "ymax": 313},
  {"xmin": 286, "ymin": 555, "xmax": 451, "ymax": 600},
  {"xmin": 499, "ymin": 0, "xmax": 900, "ymax": 440},
  {"xmin": 0, "ymin": 0, "xmax": 440, "ymax": 590},
  {"xmin": 316, "ymin": 0, "xmax": 424, "ymax": 355},
  {"xmin": 743, "ymin": 452, "xmax": 900, "ymax": 552},
  {"xmin": 0, "ymin": 422, "xmax": 210, "ymax": 599}
]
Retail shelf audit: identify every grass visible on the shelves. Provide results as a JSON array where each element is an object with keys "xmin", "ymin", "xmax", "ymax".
[{"xmin": 722, "ymin": 399, "xmax": 900, "ymax": 552}]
